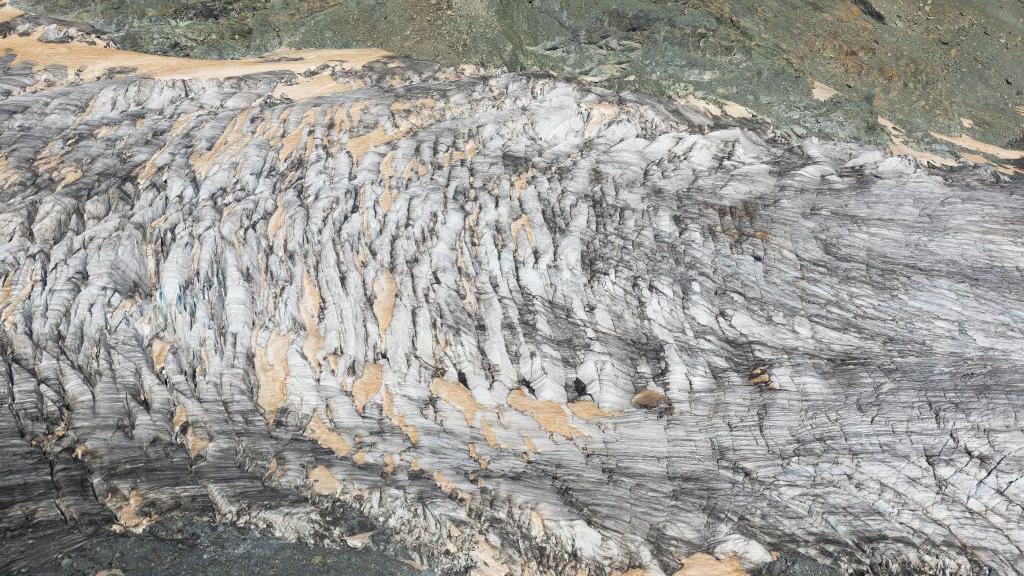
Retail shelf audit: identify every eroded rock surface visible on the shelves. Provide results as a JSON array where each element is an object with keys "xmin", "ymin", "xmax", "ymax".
[
  {"xmin": 12, "ymin": 0, "xmax": 1024, "ymax": 160},
  {"xmin": 1, "ymin": 11, "xmax": 1023, "ymax": 576}
]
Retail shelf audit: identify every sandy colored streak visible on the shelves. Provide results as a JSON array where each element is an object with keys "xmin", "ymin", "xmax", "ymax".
[
  {"xmin": 389, "ymin": 98, "xmax": 437, "ymax": 113},
  {"xmin": 584, "ymin": 102, "xmax": 618, "ymax": 137},
  {"xmin": 308, "ymin": 465, "xmax": 341, "ymax": 495},
  {"xmin": 186, "ymin": 424, "xmax": 209, "ymax": 455},
  {"xmin": 430, "ymin": 377, "xmax": 485, "ymax": 426},
  {"xmin": 506, "ymin": 389, "xmax": 581, "ymax": 440},
  {"xmin": 469, "ymin": 537, "xmax": 511, "ymax": 576},
  {"xmin": 304, "ymin": 411, "xmax": 353, "ymax": 457},
  {"xmin": 108, "ymin": 490, "xmax": 156, "ymax": 534},
  {"xmin": 33, "ymin": 141, "xmax": 63, "ymax": 174},
  {"xmin": 253, "ymin": 330, "xmax": 292, "ymax": 423},
  {"xmin": 480, "ymin": 418, "xmax": 498, "ymax": 447},
  {"xmin": 172, "ymin": 404, "xmax": 210, "ymax": 457},
  {"xmin": 632, "ymin": 389, "xmax": 667, "ymax": 408},
  {"xmin": 811, "ymin": 80, "xmax": 838, "ymax": 101},
  {"xmin": 0, "ymin": 5, "xmax": 22, "ymax": 22},
  {"xmin": 372, "ymin": 270, "xmax": 398, "ymax": 335},
  {"xmin": 467, "ymin": 442, "xmax": 489, "ymax": 469},
  {"xmin": 568, "ymin": 400, "xmax": 617, "ymax": 420},
  {"xmin": 272, "ymin": 74, "xmax": 364, "ymax": 100},
  {"xmin": 683, "ymin": 95, "xmax": 722, "ymax": 117},
  {"xmin": 382, "ymin": 386, "xmax": 420, "ymax": 445},
  {"xmin": 348, "ymin": 101, "xmax": 369, "ymax": 126},
  {"xmin": 528, "ymin": 510, "xmax": 545, "ymax": 538},
  {"xmin": 512, "ymin": 167, "xmax": 533, "ymax": 198},
  {"xmin": 151, "ymin": 338, "xmax": 169, "ymax": 372},
  {"xmin": 191, "ymin": 108, "xmax": 253, "ymax": 177},
  {"xmin": 433, "ymin": 470, "xmax": 457, "ymax": 496},
  {"xmin": 379, "ymin": 150, "xmax": 395, "ymax": 179},
  {"xmin": 0, "ymin": 267, "xmax": 35, "ymax": 331},
  {"xmin": 448, "ymin": 139, "xmax": 478, "ymax": 164},
  {"xmin": 54, "ymin": 166, "xmax": 82, "ymax": 191},
  {"xmin": 928, "ymin": 132, "xmax": 1024, "ymax": 161},
  {"xmin": 378, "ymin": 151, "xmax": 398, "ymax": 213},
  {"xmin": 510, "ymin": 214, "xmax": 535, "ymax": 247},
  {"xmin": 347, "ymin": 126, "xmax": 408, "ymax": 166},
  {"xmin": 0, "ymin": 157, "xmax": 20, "ymax": 188},
  {"xmin": 0, "ymin": 34, "xmax": 388, "ymax": 81},
  {"xmin": 461, "ymin": 277, "xmax": 478, "ymax": 313},
  {"xmin": 877, "ymin": 116, "xmax": 957, "ymax": 168},
  {"xmin": 137, "ymin": 114, "xmax": 194, "ymax": 183},
  {"xmin": 382, "ymin": 453, "xmax": 398, "ymax": 474},
  {"xmin": 672, "ymin": 553, "xmax": 747, "ymax": 576},
  {"xmin": 522, "ymin": 434, "xmax": 539, "ymax": 455},
  {"xmin": 720, "ymin": 100, "xmax": 754, "ymax": 119},
  {"xmin": 300, "ymin": 267, "xmax": 324, "ymax": 372},
  {"xmin": 171, "ymin": 404, "xmax": 187, "ymax": 430},
  {"xmin": 279, "ymin": 108, "xmax": 319, "ymax": 165},
  {"xmin": 267, "ymin": 193, "xmax": 286, "ymax": 240},
  {"xmin": 352, "ymin": 363, "xmax": 383, "ymax": 414}
]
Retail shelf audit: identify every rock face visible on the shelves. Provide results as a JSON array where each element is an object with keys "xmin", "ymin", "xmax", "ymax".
[
  {"xmin": 1, "ymin": 12, "xmax": 1023, "ymax": 576},
  {"xmin": 13, "ymin": 0, "xmax": 1024, "ymax": 160}
]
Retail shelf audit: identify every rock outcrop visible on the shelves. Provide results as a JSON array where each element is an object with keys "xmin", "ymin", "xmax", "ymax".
[
  {"xmin": 13, "ymin": 0, "xmax": 1024, "ymax": 161},
  {"xmin": 1, "ymin": 9, "xmax": 1023, "ymax": 576}
]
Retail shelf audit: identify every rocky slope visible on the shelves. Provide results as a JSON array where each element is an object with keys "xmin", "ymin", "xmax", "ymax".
[
  {"xmin": 1, "ymin": 6, "xmax": 1023, "ymax": 576},
  {"xmin": 11, "ymin": 0, "xmax": 1024, "ymax": 160}
]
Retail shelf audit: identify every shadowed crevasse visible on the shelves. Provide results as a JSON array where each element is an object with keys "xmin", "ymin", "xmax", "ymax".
[{"xmin": 0, "ymin": 15, "xmax": 1023, "ymax": 576}]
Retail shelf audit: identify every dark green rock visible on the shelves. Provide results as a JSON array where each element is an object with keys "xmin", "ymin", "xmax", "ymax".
[{"xmin": 12, "ymin": 0, "xmax": 1024, "ymax": 155}]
